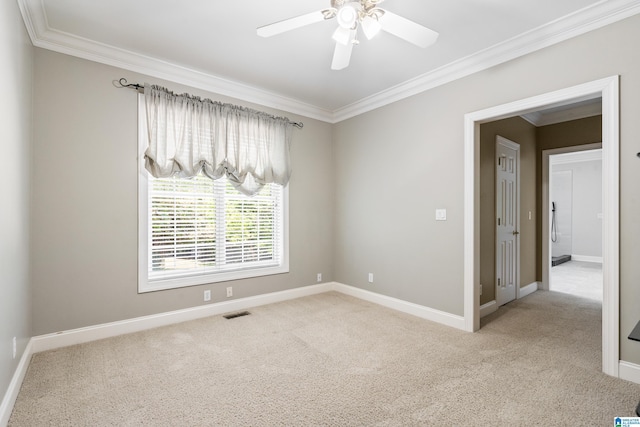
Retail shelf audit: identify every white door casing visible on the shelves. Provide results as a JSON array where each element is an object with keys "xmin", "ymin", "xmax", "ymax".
[
  {"xmin": 464, "ymin": 75, "xmax": 619, "ymax": 378},
  {"xmin": 495, "ymin": 136, "xmax": 520, "ymax": 306}
]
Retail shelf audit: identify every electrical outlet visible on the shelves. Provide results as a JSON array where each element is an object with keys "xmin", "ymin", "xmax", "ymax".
[
  {"xmin": 226, "ymin": 287, "xmax": 233, "ymax": 298},
  {"xmin": 317, "ymin": 273, "xmax": 322, "ymax": 282},
  {"xmin": 12, "ymin": 337, "xmax": 16, "ymax": 359},
  {"xmin": 204, "ymin": 290, "xmax": 211, "ymax": 302},
  {"xmin": 480, "ymin": 284, "xmax": 483, "ymax": 295},
  {"xmin": 368, "ymin": 273, "xmax": 374, "ymax": 283}
]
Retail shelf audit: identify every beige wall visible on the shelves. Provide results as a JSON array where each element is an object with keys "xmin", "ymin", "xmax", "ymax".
[
  {"xmin": 31, "ymin": 49, "xmax": 334, "ymax": 335},
  {"xmin": 479, "ymin": 118, "xmax": 537, "ymax": 306},
  {"xmin": 334, "ymin": 14, "xmax": 640, "ymax": 364},
  {"xmin": 0, "ymin": 0, "xmax": 33, "ymax": 401}
]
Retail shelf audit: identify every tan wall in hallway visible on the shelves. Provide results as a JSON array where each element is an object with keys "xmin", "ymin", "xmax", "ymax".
[
  {"xmin": 535, "ymin": 115, "xmax": 602, "ymax": 279},
  {"xmin": 479, "ymin": 118, "xmax": 537, "ymax": 306}
]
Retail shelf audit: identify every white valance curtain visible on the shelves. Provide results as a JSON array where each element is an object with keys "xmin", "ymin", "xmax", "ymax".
[{"xmin": 143, "ymin": 84, "xmax": 295, "ymax": 196}]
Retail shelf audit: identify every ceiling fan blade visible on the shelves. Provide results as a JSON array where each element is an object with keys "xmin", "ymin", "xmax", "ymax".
[
  {"xmin": 257, "ymin": 10, "xmax": 329, "ymax": 37},
  {"xmin": 331, "ymin": 31, "xmax": 355, "ymax": 70},
  {"xmin": 379, "ymin": 11, "xmax": 439, "ymax": 48}
]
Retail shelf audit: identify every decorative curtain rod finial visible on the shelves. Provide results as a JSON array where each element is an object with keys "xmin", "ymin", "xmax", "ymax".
[{"xmin": 116, "ymin": 78, "xmax": 143, "ymax": 92}]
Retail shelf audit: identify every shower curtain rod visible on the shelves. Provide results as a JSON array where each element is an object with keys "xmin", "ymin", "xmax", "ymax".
[{"xmin": 115, "ymin": 78, "xmax": 304, "ymax": 129}]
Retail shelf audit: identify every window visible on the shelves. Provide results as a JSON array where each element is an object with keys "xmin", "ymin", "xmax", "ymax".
[{"xmin": 138, "ymin": 98, "xmax": 289, "ymax": 293}]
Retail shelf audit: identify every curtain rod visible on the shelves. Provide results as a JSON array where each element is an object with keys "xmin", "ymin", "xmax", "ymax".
[{"xmin": 116, "ymin": 78, "xmax": 304, "ymax": 129}]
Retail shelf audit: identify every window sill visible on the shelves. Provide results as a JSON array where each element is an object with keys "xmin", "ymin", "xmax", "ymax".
[{"xmin": 138, "ymin": 263, "xmax": 289, "ymax": 293}]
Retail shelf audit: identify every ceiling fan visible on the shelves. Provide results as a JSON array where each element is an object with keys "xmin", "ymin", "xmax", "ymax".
[{"xmin": 257, "ymin": 0, "xmax": 439, "ymax": 70}]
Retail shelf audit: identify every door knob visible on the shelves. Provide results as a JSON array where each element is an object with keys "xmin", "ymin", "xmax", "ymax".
[{"xmin": 513, "ymin": 231, "xmax": 520, "ymax": 235}]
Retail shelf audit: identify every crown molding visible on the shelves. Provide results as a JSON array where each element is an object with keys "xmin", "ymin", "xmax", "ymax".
[
  {"xmin": 550, "ymin": 148, "xmax": 602, "ymax": 165},
  {"xmin": 521, "ymin": 100, "xmax": 602, "ymax": 126},
  {"xmin": 16, "ymin": 0, "xmax": 334, "ymax": 123},
  {"xmin": 17, "ymin": 0, "xmax": 640, "ymax": 124},
  {"xmin": 332, "ymin": 0, "xmax": 640, "ymax": 122}
]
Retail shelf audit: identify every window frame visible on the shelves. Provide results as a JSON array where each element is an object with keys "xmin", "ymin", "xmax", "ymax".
[{"xmin": 137, "ymin": 94, "xmax": 289, "ymax": 293}]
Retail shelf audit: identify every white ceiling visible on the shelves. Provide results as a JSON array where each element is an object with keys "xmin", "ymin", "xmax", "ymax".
[{"xmin": 17, "ymin": 0, "xmax": 640, "ymax": 122}]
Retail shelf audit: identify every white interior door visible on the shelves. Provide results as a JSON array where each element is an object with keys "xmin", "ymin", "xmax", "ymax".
[{"xmin": 496, "ymin": 136, "xmax": 520, "ymax": 306}]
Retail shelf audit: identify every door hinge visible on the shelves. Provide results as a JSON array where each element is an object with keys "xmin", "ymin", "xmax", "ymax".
[{"xmin": 498, "ymin": 278, "xmax": 501, "ymax": 288}]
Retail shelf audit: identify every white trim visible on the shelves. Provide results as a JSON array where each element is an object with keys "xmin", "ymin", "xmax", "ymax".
[
  {"xmin": 464, "ymin": 76, "xmax": 619, "ymax": 378},
  {"xmin": 31, "ymin": 283, "xmax": 333, "ymax": 353},
  {"xmin": 601, "ymin": 75, "xmax": 620, "ymax": 377},
  {"xmin": 463, "ymin": 116, "xmax": 480, "ymax": 332},
  {"xmin": 0, "ymin": 340, "xmax": 33, "ymax": 427},
  {"xmin": 16, "ymin": 0, "xmax": 640, "ymax": 123},
  {"xmin": 480, "ymin": 300, "xmax": 498, "ymax": 318},
  {"xmin": 0, "ymin": 282, "xmax": 484, "ymax": 423},
  {"xmin": 571, "ymin": 255, "xmax": 603, "ymax": 263},
  {"xmin": 30, "ymin": 282, "xmax": 467, "ymax": 353},
  {"xmin": 480, "ymin": 283, "xmax": 537, "ymax": 320},
  {"xmin": 334, "ymin": 283, "xmax": 466, "ymax": 331},
  {"xmin": 619, "ymin": 361, "xmax": 640, "ymax": 385},
  {"xmin": 334, "ymin": 1, "xmax": 639, "ymax": 121},
  {"xmin": 549, "ymin": 149, "xmax": 602, "ymax": 165},
  {"xmin": 18, "ymin": 0, "xmax": 334, "ymax": 123},
  {"xmin": 519, "ymin": 281, "xmax": 539, "ymax": 299},
  {"xmin": 521, "ymin": 100, "xmax": 602, "ymax": 127}
]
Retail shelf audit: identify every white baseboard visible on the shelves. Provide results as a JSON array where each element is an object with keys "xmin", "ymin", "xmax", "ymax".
[
  {"xmin": 519, "ymin": 281, "xmax": 539, "ymax": 299},
  {"xmin": 28, "ymin": 281, "xmax": 468, "ymax": 354},
  {"xmin": 571, "ymin": 255, "xmax": 603, "ymax": 263},
  {"xmin": 3, "ymin": 279, "xmax": 635, "ymax": 426},
  {"xmin": 333, "ymin": 283, "xmax": 466, "ymax": 330},
  {"xmin": 0, "ymin": 340, "xmax": 34, "ymax": 427},
  {"xmin": 619, "ymin": 361, "xmax": 640, "ymax": 385},
  {"xmin": 479, "ymin": 282, "xmax": 538, "ymax": 318},
  {"xmin": 480, "ymin": 300, "xmax": 497, "ymax": 318},
  {"xmin": 31, "ymin": 283, "xmax": 333, "ymax": 353},
  {"xmin": 0, "ymin": 280, "xmax": 488, "ymax": 424}
]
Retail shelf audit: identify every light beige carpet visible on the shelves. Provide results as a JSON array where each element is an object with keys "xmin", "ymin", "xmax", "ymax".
[{"xmin": 9, "ymin": 290, "xmax": 640, "ymax": 426}]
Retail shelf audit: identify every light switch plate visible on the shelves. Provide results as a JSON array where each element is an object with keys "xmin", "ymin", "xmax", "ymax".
[{"xmin": 435, "ymin": 209, "xmax": 447, "ymax": 221}]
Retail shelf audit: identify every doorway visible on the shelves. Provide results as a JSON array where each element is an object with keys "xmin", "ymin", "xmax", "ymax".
[
  {"xmin": 463, "ymin": 76, "xmax": 620, "ymax": 377},
  {"xmin": 545, "ymin": 147, "xmax": 603, "ymax": 301}
]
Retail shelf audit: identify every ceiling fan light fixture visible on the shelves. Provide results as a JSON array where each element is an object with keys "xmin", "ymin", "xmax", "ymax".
[
  {"xmin": 361, "ymin": 15, "xmax": 382, "ymax": 40},
  {"xmin": 257, "ymin": 0, "xmax": 439, "ymax": 70},
  {"xmin": 336, "ymin": 3, "xmax": 359, "ymax": 29}
]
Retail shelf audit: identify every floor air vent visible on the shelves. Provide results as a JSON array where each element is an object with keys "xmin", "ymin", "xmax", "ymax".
[{"xmin": 223, "ymin": 311, "xmax": 251, "ymax": 319}]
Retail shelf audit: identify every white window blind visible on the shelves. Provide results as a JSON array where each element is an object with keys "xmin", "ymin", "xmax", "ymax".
[{"xmin": 148, "ymin": 174, "xmax": 283, "ymax": 280}]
